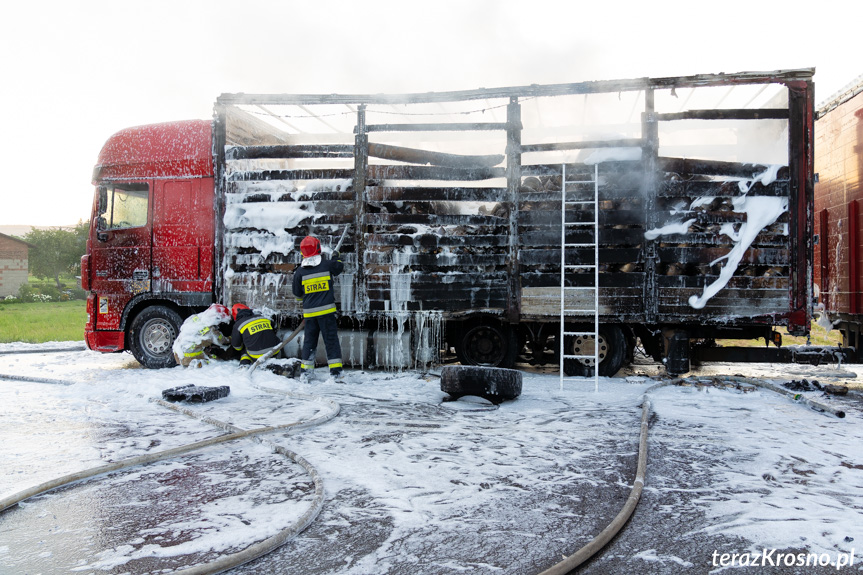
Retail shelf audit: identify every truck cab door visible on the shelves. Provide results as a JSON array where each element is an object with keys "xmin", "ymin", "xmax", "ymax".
[
  {"xmin": 90, "ymin": 182, "xmax": 152, "ymax": 330},
  {"xmin": 151, "ymin": 179, "xmax": 215, "ymax": 293}
]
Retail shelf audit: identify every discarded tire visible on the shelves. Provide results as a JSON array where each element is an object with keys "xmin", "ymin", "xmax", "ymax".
[{"xmin": 440, "ymin": 365, "xmax": 522, "ymax": 404}]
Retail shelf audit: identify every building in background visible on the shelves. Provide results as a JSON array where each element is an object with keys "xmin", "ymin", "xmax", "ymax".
[{"xmin": 0, "ymin": 233, "xmax": 33, "ymax": 297}]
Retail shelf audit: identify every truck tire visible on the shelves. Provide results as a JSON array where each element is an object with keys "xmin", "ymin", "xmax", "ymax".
[
  {"xmin": 440, "ymin": 365, "xmax": 522, "ymax": 404},
  {"xmin": 128, "ymin": 305, "xmax": 182, "ymax": 369},
  {"xmin": 559, "ymin": 324, "xmax": 627, "ymax": 377},
  {"xmin": 454, "ymin": 320, "xmax": 518, "ymax": 368}
]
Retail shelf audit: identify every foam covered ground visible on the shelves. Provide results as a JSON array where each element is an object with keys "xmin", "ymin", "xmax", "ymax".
[{"xmin": 1, "ymin": 343, "xmax": 860, "ymax": 574}]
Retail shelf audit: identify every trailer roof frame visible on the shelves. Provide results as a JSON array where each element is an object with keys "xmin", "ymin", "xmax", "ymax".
[{"xmin": 216, "ymin": 68, "xmax": 815, "ymax": 107}]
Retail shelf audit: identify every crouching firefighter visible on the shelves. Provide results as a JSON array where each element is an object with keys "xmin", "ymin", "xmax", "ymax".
[
  {"xmin": 172, "ymin": 304, "xmax": 233, "ymax": 367},
  {"xmin": 292, "ymin": 235, "xmax": 344, "ymax": 380},
  {"xmin": 230, "ymin": 303, "xmax": 281, "ymax": 366}
]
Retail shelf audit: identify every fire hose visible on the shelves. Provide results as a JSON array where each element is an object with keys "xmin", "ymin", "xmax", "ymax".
[{"xmin": 538, "ymin": 376, "xmax": 845, "ymax": 575}]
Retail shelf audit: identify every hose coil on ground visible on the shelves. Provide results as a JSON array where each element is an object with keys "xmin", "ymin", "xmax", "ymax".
[{"xmin": 0, "ymin": 370, "xmax": 340, "ymax": 575}]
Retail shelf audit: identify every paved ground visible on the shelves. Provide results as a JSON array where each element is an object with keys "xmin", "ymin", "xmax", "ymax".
[{"xmin": 1, "ymin": 348, "xmax": 861, "ymax": 574}]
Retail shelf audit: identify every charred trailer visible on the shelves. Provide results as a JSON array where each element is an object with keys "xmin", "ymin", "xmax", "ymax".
[
  {"xmin": 83, "ymin": 69, "xmax": 815, "ymax": 374},
  {"xmin": 814, "ymin": 74, "xmax": 863, "ymax": 359}
]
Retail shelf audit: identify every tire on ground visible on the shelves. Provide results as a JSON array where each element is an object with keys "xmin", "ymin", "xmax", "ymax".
[
  {"xmin": 440, "ymin": 365, "xmax": 523, "ymax": 404},
  {"xmin": 560, "ymin": 324, "xmax": 628, "ymax": 377},
  {"xmin": 128, "ymin": 305, "xmax": 183, "ymax": 369}
]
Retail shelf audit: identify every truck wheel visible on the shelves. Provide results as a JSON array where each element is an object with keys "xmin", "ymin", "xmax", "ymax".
[
  {"xmin": 559, "ymin": 324, "xmax": 627, "ymax": 377},
  {"xmin": 128, "ymin": 306, "xmax": 182, "ymax": 369},
  {"xmin": 440, "ymin": 365, "xmax": 522, "ymax": 404},
  {"xmin": 454, "ymin": 320, "xmax": 518, "ymax": 368}
]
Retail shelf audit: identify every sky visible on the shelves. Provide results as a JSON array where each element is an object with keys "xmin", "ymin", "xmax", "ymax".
[{"xmin": 1, "ymin": 0, "xmax": 860, "ymax": 228}]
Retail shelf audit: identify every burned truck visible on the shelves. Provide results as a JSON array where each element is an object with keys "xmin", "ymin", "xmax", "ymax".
[{"xmin": 82, "ymin": 69, "xmax": 814, "ymax": 374}]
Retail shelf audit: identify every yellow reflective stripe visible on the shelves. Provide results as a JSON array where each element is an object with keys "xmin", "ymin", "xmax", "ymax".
[
  {"xmin": 328, "ymin": 362, "xmax": 343, "ymax": 369},
  {"xmin": 240, "ymin": 318, "xmax": 271, "ymax": 335},
  {"xmin": 303, "ymin": 305, "xmax": 337, "ymax": 318},
  {"xmin": 184, "ymin": 350, "xmax": 204, "ymax": 358}
]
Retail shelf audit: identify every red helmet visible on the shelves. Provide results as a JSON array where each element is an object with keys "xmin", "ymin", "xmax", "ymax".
[
  {"xmin": 231, "ymin": 303, "xmax": 250, "ymax": 321},
  {"xmin": 210, "ymin": 304, "xmax": 230, "ymax": 320},
  {"xmin": 300, "ymin": 236, "xmax": 321, "ymax": 257}
]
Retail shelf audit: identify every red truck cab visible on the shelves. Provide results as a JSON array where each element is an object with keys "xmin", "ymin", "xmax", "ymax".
[{"xmin": 82, "ymin": 120, "xmax": 216, "ymax": 367}]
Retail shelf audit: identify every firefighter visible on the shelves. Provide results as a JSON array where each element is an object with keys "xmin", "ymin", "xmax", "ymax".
[
  {"xmin": 291, "ymin": 235, "xmax": 344, "ymax": 380},
  {"xmin": 230, "ymin": 303, "xmax": 281, "ymax": 366},
  {"xmin": 172, "ymin": 304, "xmax": 232, "ymax": 367}
]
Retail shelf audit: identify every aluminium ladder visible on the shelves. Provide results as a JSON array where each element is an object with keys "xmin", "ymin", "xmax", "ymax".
[{"xmin": 559, "ymin": 163, "xmax": 600, "ymax": 390}]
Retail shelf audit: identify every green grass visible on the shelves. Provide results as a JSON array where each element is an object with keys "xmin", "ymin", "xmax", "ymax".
[
  {"xmin": 716, "ymin": 321, "xmax": 843, "ymax": 348},
  {"xmin": 0, "ymin": 300, "xmax": 87, "ymax": 343}
]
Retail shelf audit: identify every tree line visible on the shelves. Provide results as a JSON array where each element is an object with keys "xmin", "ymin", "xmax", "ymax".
[{"xmin": 18, "ymin": 221, "xmax": 89, "ymax": 289}]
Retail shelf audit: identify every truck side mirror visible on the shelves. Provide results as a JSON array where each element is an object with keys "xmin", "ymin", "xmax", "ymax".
[
  {"xmin": 98, "ymin": 187, "xmax": 108, "ymax": 214},
  {"xmin": 96, "ymin": 187, "xmax": 108, "ymax": 241}
]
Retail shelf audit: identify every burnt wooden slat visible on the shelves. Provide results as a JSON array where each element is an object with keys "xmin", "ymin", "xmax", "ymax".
[
  {"xmin": 228, "ymin": 189, "xmax": 355, "ymax": 202},
  {"xmin": 519, "ymin": 189, "xmax": 645, "ymax": 202},
  {"xmin": 656, "ymin": 275, "xmax": 789, "ymax": 290},
  {"xmin": 521, "ymin": 273, "xmax": 647, "ymax": 288},
  {"xmin": 522, "ymin": 138, "xmax": 645, "ymax": 153},
  {"xmin": 656, "ymin": 108, "xmax": 789, "ymax": 121},
  {"xmin": 368, "ymin": 143, "xmax": 504, "ymax": 169},
  {"xmin": 660, "ymin": 232, "xmax": 790, "ymax": 248},
  {"xmin": 517, "ymin": 209, "xmax": 645, "ymax": 226},
  {"xmin": 522, "ymin": 161, "xmax": 641, "ymax": 177},
  {"xmin": 365, "ymin": 213, "xmax": 507, "ymax": 226},
  {"xmin": 657, "ymin": 247, "xmax": 790, "ymax": 265},
  {"xmin": 367, "ymin": 165, "xmax": 506, "ymax": 181},
  {"xmin": 658, "ymin": 179, "xmax": 790, "ymax": 197},
  {"xmin": 364, "ymin": 252, "xmax": 507, "ymax": 266},
  {"xmin": 368, "ymin": 187, "xmax": 508, "ymax": 202},
  {"xmin": 366, "ymin": 233, "xmax": 510, "ymax": 248},
  {"xmin": 364, "ymin": 122, "xmax": 509, "ymax": 132},
  {"xmin": 367, "ymin": 297, "xmax": 508, "ymax": 312},
  {"xmin": 659, "ymin": 157, "xmax": 791, "ymax": 180},
  {"xmin": 225, "ymin": 144, "xmax": 354, "ymax": 160},
  {"xmin": 520, "ymin": 248, "xmax": 642, "ymax": 265},
  {"xmin": 366, "ymin": 273, "xmax": 509, "ymax": 287},
  {"xmin": 227, "ymin": 169, "xmax": 355, "ymax": 181}
]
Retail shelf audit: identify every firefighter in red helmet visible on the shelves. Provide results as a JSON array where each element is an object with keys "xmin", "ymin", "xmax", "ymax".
[
  {"xmin": 292, "ymin": 235, "xmax": 344, "ymax": 380},
  {"xmin": 230, "ymin": 303, "xmax": 281, "ymax": 366}
]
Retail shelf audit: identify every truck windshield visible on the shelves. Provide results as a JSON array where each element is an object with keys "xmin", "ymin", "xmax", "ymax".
[{"xmin": 98, "ymin": 183, "xmax": 149, "ymax": 230}]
